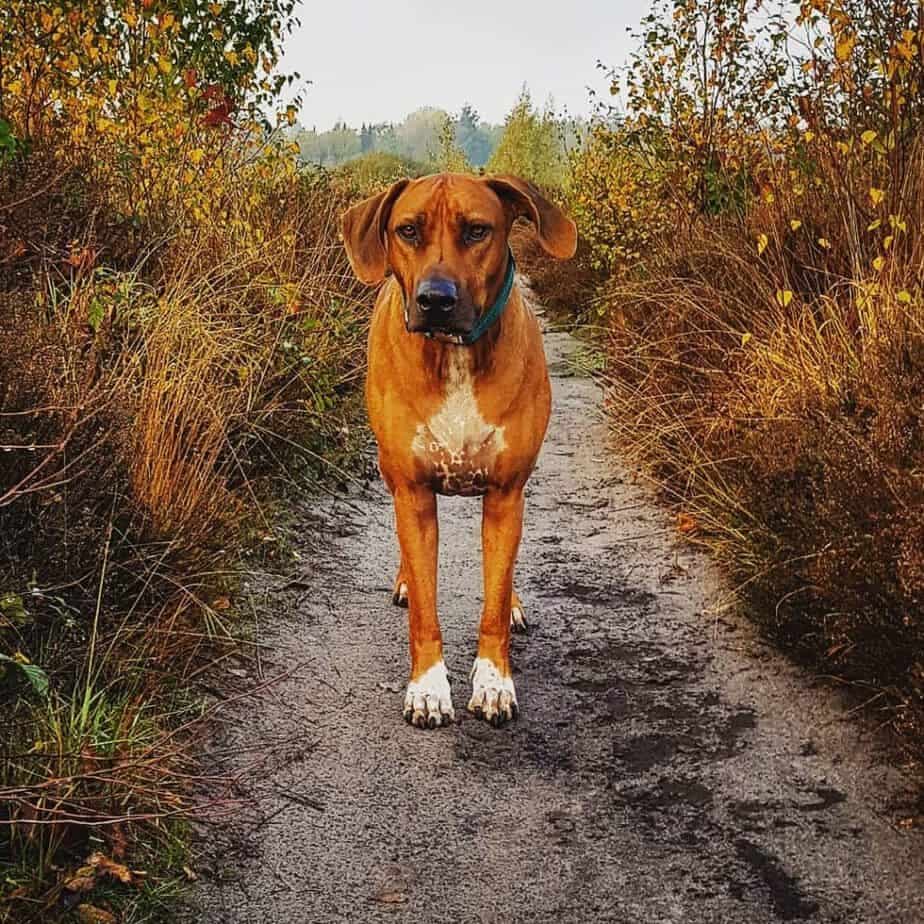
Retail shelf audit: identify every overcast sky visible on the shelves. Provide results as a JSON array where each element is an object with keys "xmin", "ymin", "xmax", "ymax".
[{"xmin": 281, "ymin": 0, "xmax": 648, "ymax": 130}]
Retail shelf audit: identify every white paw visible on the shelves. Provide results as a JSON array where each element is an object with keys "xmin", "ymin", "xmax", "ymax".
[
  {"xmin": 403, "ymin": 660, "xmax": 454, "ymax": 728},
  {"xmin": 468, "ymin": 657, "xmax": 518, "ymax": 726}
]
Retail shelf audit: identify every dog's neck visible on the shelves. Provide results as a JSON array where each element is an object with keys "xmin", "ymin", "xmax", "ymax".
[{"xmin": 387, "ymin": 278, "xmax": 526, "ymax": 378}]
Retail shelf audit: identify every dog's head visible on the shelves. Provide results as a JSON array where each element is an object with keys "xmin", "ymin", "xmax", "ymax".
[{"xmin": 341, "ymin": 173, "xmax": 576, "ymax": 341}]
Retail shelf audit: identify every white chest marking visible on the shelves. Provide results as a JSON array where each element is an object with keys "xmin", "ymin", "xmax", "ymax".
[{"xmin": 411, "ymin": 350, "xmax": 505, "ymax": 495}]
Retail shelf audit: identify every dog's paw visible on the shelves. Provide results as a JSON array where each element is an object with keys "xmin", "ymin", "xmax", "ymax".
[
  {"xmin": 403, "ymin": 660, "xmax": 454, "ymax": 729},
  {"xmin": 468, "ymin": 657, "xmax": 518, "ymax": 726},
  {"xmin": 510, "ymin": 604, "xmax": 529, "ymax": 633},
  {"xmin": 392, "ymin": 568, "xmax": 408, "ymax": 607},
  {"xmin": 392, "ymin": 580, "xmax": 408, "ymax": 608},
  {"xmin": 510, "ymin": 590, "xmax": 529, "ymax": 634}
]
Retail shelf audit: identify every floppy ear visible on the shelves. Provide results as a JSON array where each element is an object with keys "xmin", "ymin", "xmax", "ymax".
[
  {"xmin": 484, "ymin": 175, "xmax": 577, "ymax": 259},
  {"xmin": 341, "ymin": 179, "xmax": 410, "ymax": 285}
]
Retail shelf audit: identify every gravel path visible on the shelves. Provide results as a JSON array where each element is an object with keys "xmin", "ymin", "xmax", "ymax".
[{"xmin": 189, "ymin": 316, "xmax": 924, "ymax": 924}]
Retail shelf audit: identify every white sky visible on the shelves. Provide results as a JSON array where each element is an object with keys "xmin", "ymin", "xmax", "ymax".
[{"xmin": 281, "ymin": 0, "xmax": 648, "ymax": 130}]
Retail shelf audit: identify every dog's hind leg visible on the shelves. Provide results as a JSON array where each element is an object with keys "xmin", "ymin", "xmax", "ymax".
[
  {"xmin": 393, "ymin": 484, "xmax": 454, "ymax": 728},
  {"xmin": 469, "ymin": 487, "xmax": 523, "ymax": 726}
]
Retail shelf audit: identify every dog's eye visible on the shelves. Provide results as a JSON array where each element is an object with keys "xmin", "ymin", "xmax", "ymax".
[
  {"xmin": 466, "ymin": 224, "xmax": 490, "ymax": 243},
  {"xmin": 396, "ymin": 224, "xmax": 418, "ymax": 242}
]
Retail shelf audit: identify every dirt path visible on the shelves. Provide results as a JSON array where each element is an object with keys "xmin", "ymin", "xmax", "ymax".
[{"xmin": 190, "ymin": 312, "xmax": 924, "ymax": 924}]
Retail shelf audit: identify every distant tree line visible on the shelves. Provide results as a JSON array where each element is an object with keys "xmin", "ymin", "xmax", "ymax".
[
  {"xmin": 294, "ymin": 104, "xmax": 504, "ymax": 168},
  {"xmin": 294, "ymin": 89, "xmax": 586, "ymax": 189}
]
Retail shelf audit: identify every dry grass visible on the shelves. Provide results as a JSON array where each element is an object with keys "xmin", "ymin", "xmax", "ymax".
[
  {"xmin": 0, "ymin": 152, "xmax": 368, "ymax": 915},
  {"xmin": 590, "ymin": 141, "xmax": 924, "ymax": 759}
]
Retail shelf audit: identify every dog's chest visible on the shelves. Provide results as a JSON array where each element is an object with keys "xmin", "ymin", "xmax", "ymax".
[{"xmin": 411, "ymin": 352, "xmax": 506, "ymax": 496}]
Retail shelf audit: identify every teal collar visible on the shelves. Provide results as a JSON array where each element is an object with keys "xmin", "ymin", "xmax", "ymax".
[
  {"xmin": 416, "ymin": 250, "xmax": 516, "ymax": 346},
  {"xmin": 461, "ymin": 248, "xmax": 516, "ymax": 345}
]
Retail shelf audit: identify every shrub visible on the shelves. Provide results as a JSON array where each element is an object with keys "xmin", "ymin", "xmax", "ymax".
[
  {"xmin": 550, "ymin": 0, "xmax": 924, "ymax": 755},
  {"xmin": 0, "ymin": 0, "xmax": 367, "ymax": 913},
  {"xmin": 487, "ymin": 87, "xmax": 567, "ymax": 189}
]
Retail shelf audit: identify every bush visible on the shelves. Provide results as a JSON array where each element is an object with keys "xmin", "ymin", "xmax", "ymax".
[
  {"xmin": 331, "ymin": 151, "xmax": 428, "ymax": 198},
  {"xmin": 549, "ymin": 0, "xmax": 924, "ymax": 757},
  {"xmin": 0, "ymin": 1, "xmax": 367, "ymax": 914},
  {"xmin": 487, "ymin": 88, "xmax": 567, "ymax": 189}
]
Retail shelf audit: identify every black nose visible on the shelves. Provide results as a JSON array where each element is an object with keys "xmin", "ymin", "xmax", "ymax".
[{"xmin": 416, "ymin": 277, "xmax": 458, "ymax": 312}]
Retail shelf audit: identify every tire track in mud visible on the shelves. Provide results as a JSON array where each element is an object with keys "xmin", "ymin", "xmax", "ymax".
[{"xmin": 188, "ymin": 316, "xmax": 924, "ymax": 924}]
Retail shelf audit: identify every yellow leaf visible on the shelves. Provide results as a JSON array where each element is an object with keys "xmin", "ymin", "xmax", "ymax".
[
  {"xmin": 757, "ymin": 233, "xmax": 768, "ymax": 255},
  {"xmin": 860, "ymin": 129, "xmax": 877, "ymax": 145},
  {"xmin": 817, "ymin": 237, "xmax": 831, "ymax": 249},
  {"xmin": 870, "ymin": 187, "xmax": 885, "ymax": 205},
  {"xmin": 872, "ymin": 255, "xmax": 884, "ymax": 272},
  {"xmin": 775, "ymin": 289, "xmax": 793, "ymax": 307},
  {"xmin": 867, "ymin": 218, "xmax": 881, "ymax": 231},
  {"xmin": 741, "ymin": 332, "xmax": 752, "ymax": 347},
  {"xmin": 790, "ymin": 220, "xmax": 802, "ymax": 231},
  {"xmin": 157, "ymin": 55, "xmax": 172, "ymax": 74},
  {"xmin": 804, "ymin": 130, "xmax": 815, "ymax": 142},
  {"xmin": 883, "ymin": 235, "xmax": 893, "ymax": 251},
  {"xmin": 285, "ymin": 105, "xmax": 297, "ymax": 126},
  {"xmin": 897, "ymin": 290, "xmax": 912, "ymax": 303},
  {"xmin": 107, "ymin": 79, "xmax": 117, "ymax": 96},
  {"xmin": 189, "ymin": 148, "xmax": 205, "ymax": 165},
  {"xmin": 835, "ymin": 34, "xmax": 856, "ymax": 62}
]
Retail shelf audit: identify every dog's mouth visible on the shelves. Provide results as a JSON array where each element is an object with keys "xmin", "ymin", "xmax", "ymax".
[{"xmin": 403, "ymin": 302, "xmax": 474, "ymax": 341}]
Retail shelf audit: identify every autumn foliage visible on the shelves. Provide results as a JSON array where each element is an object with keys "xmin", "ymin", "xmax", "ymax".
[
  {"xmin": 1, "ymin": 1, "xmax": 367, "ymax": 914},
  {"xmin": 547, "ymin": 0, "xmax": 924, "ymax": 756}
]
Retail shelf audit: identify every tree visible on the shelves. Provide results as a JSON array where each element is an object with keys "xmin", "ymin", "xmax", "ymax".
[
  {"xmin": 0, "ymin": 0, "xmax": 301, "ymax": 145},
  {"xmin": 487, "ymin": 87, "xmax": 565, "ymax": 187},
  {"xmin": 431, "ymin": 114, "xmax": 472, "ymax": 173},
  {"xmin": 455, "ymin": 104, "xmax": 493, "ymax": 167}
]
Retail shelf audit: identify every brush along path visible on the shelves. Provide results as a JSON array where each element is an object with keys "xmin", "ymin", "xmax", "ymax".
[{"xmin": 189, "ymin": 308, "xmax": 924, "ymax": 924}]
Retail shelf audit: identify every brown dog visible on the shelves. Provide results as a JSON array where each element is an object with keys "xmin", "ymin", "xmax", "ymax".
[{"xmin": 342, "ymin": 173, "xmax": 576, "ymax": 728}]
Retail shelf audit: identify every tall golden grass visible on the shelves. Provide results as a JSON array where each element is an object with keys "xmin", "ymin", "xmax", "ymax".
[
  {"xmin": 588, "ymin": 139, "xmax": 924, "ymax": 755},
  {"xmin": 1, "ymin": 154, "xmax": 367, "ymax": 916}
]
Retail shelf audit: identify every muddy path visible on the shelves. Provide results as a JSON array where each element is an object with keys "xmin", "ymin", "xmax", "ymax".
[{"xmin": 189, "ymin": 310, "xmax": 924, "ymax": 924}]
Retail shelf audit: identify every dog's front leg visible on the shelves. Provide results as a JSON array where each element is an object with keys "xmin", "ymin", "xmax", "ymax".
[
  {"xmin": 393, "ymin": 483, "xmax": 454, "ymax": 728},
  {"xmin": 470, "ymin": 487, "xmax": 524, "ymax": 726}
]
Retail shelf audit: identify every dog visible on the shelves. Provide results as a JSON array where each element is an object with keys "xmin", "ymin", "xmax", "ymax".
[{"xmin": 342, "ymin": 173, "xmax": 576, "ymax": 729}]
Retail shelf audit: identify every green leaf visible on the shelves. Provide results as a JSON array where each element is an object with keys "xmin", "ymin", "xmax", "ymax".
[
  {"xmin": 0, "ymin": 654, "xmax": 49, "ymax": 698},
  {"xmin": 87, "ymin": 298, "xmax": 105, "ymax": 332},
  {"xmin": 0, "ymin": 593, "xmax": 30, "ymax": 626}
]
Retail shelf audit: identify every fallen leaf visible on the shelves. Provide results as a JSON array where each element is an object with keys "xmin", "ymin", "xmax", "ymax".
[
  {"xmin": 676, "ymin": 512, "xmax": 697, "ymax": 533},
  {"xmin": 374, "ymin": 890, "xmax": 408, "ymax": 904},
  {"xmin": 88, "ymin": 851, "xmax": 136, "ymax": 885},
  {"xmin": 64, "ymin": 866, "xmax": 97, "ymax": 893},
  {"xmin": 77, "ymin": 904, "xmax": 117, "ymax": 924},
  {"xmin": 183, "ymin": 865, "xmax": 198, "ymax": 881}
]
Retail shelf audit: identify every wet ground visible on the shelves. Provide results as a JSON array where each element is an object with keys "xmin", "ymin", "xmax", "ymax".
[{"xmin": 188, "ymin": 314, "xmax": 924, "ymax": 923}]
